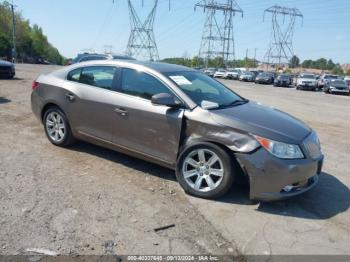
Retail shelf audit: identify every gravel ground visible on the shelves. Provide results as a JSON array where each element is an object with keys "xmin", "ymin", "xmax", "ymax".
[{"xmin": 0, "ymin": 64, "xmax": 349, "ymax": 257}]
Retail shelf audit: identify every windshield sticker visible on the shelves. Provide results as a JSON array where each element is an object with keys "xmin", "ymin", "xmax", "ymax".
[{"xmin": 169, "ymin": 75, "xmax": 192, "ymax": 85}]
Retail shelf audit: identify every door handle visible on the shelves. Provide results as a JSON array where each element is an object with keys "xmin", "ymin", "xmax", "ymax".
[
  {"xmin": 65, "ymin": 93, "xmax": 75, "ymax": 102},
  {"xmin": 114, "ymin": 108, "xmax": 128, "ymax": 116}
]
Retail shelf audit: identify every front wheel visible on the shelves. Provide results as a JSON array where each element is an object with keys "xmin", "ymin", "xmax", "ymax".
[{"xmin": 176, "ymin": 143, "xmax": 235, "ymax": 199}]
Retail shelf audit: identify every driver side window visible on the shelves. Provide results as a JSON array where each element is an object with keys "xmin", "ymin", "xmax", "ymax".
[{"xmin": 121, "ymin": 68, "xmax": 173, "ymax": 100}]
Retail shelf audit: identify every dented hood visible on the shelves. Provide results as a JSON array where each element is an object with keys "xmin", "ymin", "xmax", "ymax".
[{"xmin": 209, "ymin": 101, "xmax": 311, "ymax": 144}]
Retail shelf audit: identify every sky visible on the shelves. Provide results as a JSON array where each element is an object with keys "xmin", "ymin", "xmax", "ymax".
[{"xmin": 12, "ymin": 0, "xmax": 350, "ymax": 63}]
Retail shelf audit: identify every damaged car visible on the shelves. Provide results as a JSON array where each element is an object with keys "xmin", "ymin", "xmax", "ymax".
[{"xmin": 31, "ymin": 61, "xmax": 323, "ymax": 201}]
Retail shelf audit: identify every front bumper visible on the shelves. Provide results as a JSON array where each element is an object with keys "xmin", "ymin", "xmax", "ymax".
[
  {"xmin": 235, "ymin": 148, "xmax": 323, "ymax": 201},
  {"xmin": 330, "ymin": 89, "xmax": 350, "ymax": 95},
  {"xmin": 255, "ymin": 79, "xmax": 271, "ymax": 84},
  {"xmin": 298, "ymin": 84, "xmax": 316, "ymax": 90}
]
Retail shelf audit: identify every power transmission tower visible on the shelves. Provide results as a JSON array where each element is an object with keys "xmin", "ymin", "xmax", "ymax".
[
  {"xmin": 126, "ymin": 0, "xmax": 159, "ymax": 61},
  {"xmin": 263, "ymin": 5, "xmax": 303, "ymax": 68},
  {"xmin": 195, "ymin": 0, "xmax": 243, "ymax": 67}
]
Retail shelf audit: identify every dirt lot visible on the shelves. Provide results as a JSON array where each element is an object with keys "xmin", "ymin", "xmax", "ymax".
[{"xmin": 0, "ymin": 64, "xmax": 349, "ymax": 256}]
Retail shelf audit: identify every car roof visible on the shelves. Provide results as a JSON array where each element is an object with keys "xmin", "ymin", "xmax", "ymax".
[{"xmin": 51, "ymin": 60, "xmax": 196, "ymax": 79}]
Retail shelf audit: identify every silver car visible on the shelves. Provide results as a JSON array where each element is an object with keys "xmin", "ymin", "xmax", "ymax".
[{"xmin": 31, "ymin": 60, "xmax": 323, "ymax": 201}]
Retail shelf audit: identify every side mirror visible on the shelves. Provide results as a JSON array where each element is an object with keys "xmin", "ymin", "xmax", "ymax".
[{"xmin": 151, "ymin": 93, "xmax": 183, "ymax": 108}]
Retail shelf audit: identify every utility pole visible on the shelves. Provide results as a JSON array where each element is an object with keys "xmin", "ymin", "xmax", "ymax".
[
  {"xmin": 254, "ymin": 48, "xmax": 257, "ymax": 67},
  {"xmin": 245, "ymin": 48, "xmax": 248, "ymax": 69},
  {"xmin": 10, "ymin": 1, "xmax": 17, "ymax": 63},
  {"xmin": 195, "ymin": 0, "xmax": 243, "ymax": 68},
  {"xmin": 263, "ymin": 5, "xmax": 303, "ymax": 69}
]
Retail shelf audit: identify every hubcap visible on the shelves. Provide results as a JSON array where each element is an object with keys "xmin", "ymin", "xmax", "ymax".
[
  {"xmin": 182, "ymin": 149, "xmax": 224, "ymax": 192},
  {"xmin": 45, "ymin": 112, "xmax": 66, "ymax": 143}
]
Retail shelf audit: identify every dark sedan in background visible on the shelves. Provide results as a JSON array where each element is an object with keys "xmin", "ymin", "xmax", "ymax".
[
  {"xmin": 0, "ymin": 59, "xmax": 15, "ymax": 79},
  {"xmin": 274, "ymin": 74, "xmax": 292, "ymax": 87},
  {"xmin": 323, "ymin": 79, "xmax": 350, "ymax": 95},
  {"xmin": 255, "ymin": 72, "xmax": 274, "ymax": 84}
]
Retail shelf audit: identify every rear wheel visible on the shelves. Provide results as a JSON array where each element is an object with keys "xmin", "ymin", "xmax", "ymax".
[
  {"xmin": 43, "ymin": 107, "xmax": 75, "ymax": 147},
  {"xmin": 176, "ymin": 143, "xmax": 234, "ymax": 199}
]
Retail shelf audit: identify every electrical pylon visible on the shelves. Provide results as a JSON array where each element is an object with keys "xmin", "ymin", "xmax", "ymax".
[
  {"xmin": 126, "ymin": 0, "xmax": 159, "ymax": 61},
  {"xmin": 263, "ymin": 5, "xmax": 303, "ymax": 67},
  {"xmin": 195, "ymin": 0, "xmax": 243, "ymax": 67}
]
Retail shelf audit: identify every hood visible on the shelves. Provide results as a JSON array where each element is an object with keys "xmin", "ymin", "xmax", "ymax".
[
  {"xmin": 209, "ymin": 101, "xmax": 311, "ymax": 144},
  {"xmin": 0, "ymin": 60, "xmax": 13, "ymax": 66}
]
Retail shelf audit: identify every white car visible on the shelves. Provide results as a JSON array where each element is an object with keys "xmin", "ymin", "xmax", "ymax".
[
  {"xmin": 239, "ymin": 72, "xmax": 255, "ymax": 82},
  {"xmin": 213, "ymin": 69, "xmax": 226, "ymax": 78},
  {"xmin": 224, "ymin": 69, "xmax": 240, "ymax": 80},
  {"xmin": 296, "ymin": 74, "xmax": 318, "ymax": 91}
]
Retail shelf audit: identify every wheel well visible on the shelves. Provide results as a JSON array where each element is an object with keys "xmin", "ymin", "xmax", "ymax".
[
  {"xmin": 186, "ymin": 140, "xmax": 249, "ymax": 183},
  {"xmin": 41, "ymin": 103, "xmax": 61, "ymax": 122}
]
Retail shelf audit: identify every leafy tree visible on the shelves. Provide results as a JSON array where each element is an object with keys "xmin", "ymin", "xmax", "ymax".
[
  {"xmin": 331, "ymin": 65, "xmax": 344, "ymax": 75},
  {"xmin": 0, "ymin": 1, "xmax": 64, "ymax": 64},
  {"xmin": 289, "ymin": 55, "xmax": 300, "ymax": 68},
  {"xmin": 0, "ymin": 33, "xmax": 11, "ymax": 58}
]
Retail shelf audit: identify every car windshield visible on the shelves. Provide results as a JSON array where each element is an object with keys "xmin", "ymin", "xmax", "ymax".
[
  {"xmin": 300, "ymin": 74, "xmax": 315, "ymax": 79},
  {"xmin": 279, "ymin": 75, "xmax": 290, "ymax": 79},
  {"xmin": 165, "ymin": 71, "xmax": 247, "ymax": 109},
  {"xmin": 331, "ymin": 80, "xmax": 347, "ymax": 87},
  {"xmin": 324, "ymin": 75, "xmax": 338, "ymax": 79}
]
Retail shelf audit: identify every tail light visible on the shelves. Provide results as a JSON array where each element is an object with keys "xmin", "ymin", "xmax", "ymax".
[{"xmin": 32, "ymin": 80, "xmax": 39, "ymax": 90}]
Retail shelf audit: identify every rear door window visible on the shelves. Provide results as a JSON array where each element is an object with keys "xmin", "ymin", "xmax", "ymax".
[
  {"xmin": 79, "ymin": 66, "xmax": 118, "ymax": 90},
  {"xmin": 67, "ymin": 68, "xmax": 81, "ymax": 82}
]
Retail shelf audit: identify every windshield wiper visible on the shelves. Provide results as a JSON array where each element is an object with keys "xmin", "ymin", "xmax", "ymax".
[{"xmin": 216, "ymin": 99, "xmax": 249, "ymax": 109}]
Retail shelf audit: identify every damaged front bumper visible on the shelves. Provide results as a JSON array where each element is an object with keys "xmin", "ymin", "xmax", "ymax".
[{"xmin": 235, "ymin": 148, "xmax": 323, "ymax": 201}]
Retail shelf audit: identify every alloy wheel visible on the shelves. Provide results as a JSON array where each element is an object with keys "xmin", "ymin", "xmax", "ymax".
[
  {"xmin": 182, "ymin": 149, "xmax": 224, "ymax": 192},
  {"xmin": 45, "ymin": 111, "xmax": 66, "ymax": 143}
]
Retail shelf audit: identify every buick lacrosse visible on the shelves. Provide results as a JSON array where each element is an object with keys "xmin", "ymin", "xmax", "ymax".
[{"xmin": 31, "ymin": 60, "xmax": 323, "ymax": 201}]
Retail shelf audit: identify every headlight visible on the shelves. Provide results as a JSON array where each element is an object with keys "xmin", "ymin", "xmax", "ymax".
[{"xmin": 255, "ymin": 136, "xmax": 304, "ymax": 159}]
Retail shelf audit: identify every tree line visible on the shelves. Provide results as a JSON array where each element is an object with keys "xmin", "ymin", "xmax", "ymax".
[
  {"xmin": 0, "ymin": 1, "xmax": 64, "ymax": 65},
  {"xmin": 162, "ymin": 55, "xmax": 349, "ymax": 75},
  {"xmin": 289, "ymin": 55, "xmax": 347, "ymax": 75},
  {"xmin": 161, "ymin": 56, "xmax": 258, "ymax": 69}
]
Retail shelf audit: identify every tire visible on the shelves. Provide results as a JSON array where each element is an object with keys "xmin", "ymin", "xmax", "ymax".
[
  {"xmin": 296, "ymin": 86, "xmax": 300, "ymax": 90},
  {"xmin": 176, "ymin": 142, "xmax": 235, "ymax": 199},
  {"xmin": 43, "ymin": 106, "xmax": 75, "ymax": 147}
]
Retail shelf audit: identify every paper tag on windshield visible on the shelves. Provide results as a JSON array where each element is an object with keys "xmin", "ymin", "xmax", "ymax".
[{"xmin": 169, "ymin": 75, "xmax": 192, "ymax": 85}]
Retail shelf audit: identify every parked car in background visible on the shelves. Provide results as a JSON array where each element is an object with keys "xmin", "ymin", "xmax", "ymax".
[
  {"xmin": 224, "ymin": 69, "xmax": 240, "ymax": 80},
  {"xmin": 323, "ymin": 79, "xmax": 350, "ymax": 95},
  {"xmin": 239, "ymin": 71, "xmax": 255, "ymax": 82},
  {"xmin": 112, "ymin": 54, "xmax": 136, "ymax": 60},
  {"xmin": 213, "ymin": 68, "xmax": 226, "ymax": 78},
  {"xmin": 204, "ymin": 68, "xmax": 216, "ymax": 77},
  {"xmin": 274, "ymin": 74, "xmax": 292, "ymax": 87},
  {"xmin": 296, "ymin": 73, "xmax": 318, "ymax": 91},
  {"xmin": 31, "ymin": 60, "xmax": 323, "ymax": 201},
  {"xmin": 71, "ymin": 53, "xmax": 111, "ymax": 64},
  {"xmin": 317, "ymin": 74, "xmax": 338, "ymax": 89},
  {"xmin": 344, "ymin": 76, "xmax": 350, "ymax": 87},
  {"xmin": 0, "ymin": 59, "xmax": 15, "ymax": 79},
  {"xmin": 255, "ymin": 72, "xmax": 274, "ymax": 84}
]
